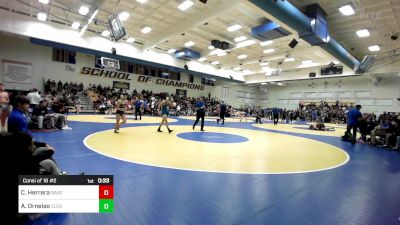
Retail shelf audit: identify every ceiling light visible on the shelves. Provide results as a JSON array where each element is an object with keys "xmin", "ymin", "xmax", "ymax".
[
  {"xmin": 185, "ymin": 41, "xmax": 195, "ymax": 47},
  {"xmin": 261, "ymin": 82, "xmax": 267, "ymax": 85},
  {"xmin": 297, "ymin": 63, "xmax": 321, "ymax": 68},
  {"xmin": 333, "ymin": 61, "xmax": 339, "ymax": 64},
  {"xmin": 136, "ymin": 0, "xmax": 147, "ymax": 3},
  {"xmin": 101, "ymin": 30, "xmax": 110, "ymax": 37},
  {"xmin": 178, "ymin": 0, "xmax": 194, "ymax": 11},
  {"xmin": 284, "ymin": 57, "xmax": 295, "ymax": 62},
  {"xmin": 339, "ymin": 5, "xmax": 355, "ymax": 16},
  {"xmin": 167, "ymin": 49, "xmax": 176, "ymax": 53},
  {"xmin": 37, "ymin": 12, "xmax": 47, "ymax": 21},
  {"xmin": 277, "ymin": 83, "xmax": 283, "ymax": 86},
  {"xmin": 118, "ymin": 11, "xmax": 130, "ymax": 21},
  {"xmin": 260, "ymin": 62, "xmax": 269, "ymax": 66},
  {"xmin": 237, "ymin": 54, "xmax": 247, "ymax": 59},
  {"xmin": 263, "ymin": 49, "xmax": 275, "ymax": 54},
  {"xmin": 261, "ymin": 66, "xmax": 270, "ymax": 71},
  {"xmin": 141, "ymin": 26, "xmax": 152, "ymax": 34},
  {"xmin": 235, "ymin": 40, "xmax": 256, "ymax": 49},
  {"xmin": 126, "ymin": 37, "xmax": 135, "ymax": 43},
  {"xmin": 217, "ymin": 51, "xmax": 226, "ymax": 57},
  {"xmin": 71, "ymin": 22, "xmax": 80, "ymax": 29},
  {"xmin": 227, "ymin": 24, "xmax": 242, "ymax": 32},
  {"xmin": 208, "ymin": 45, "xmax": 215, "ymax": 50},
  {"xmin": 211, "ymin": 61, "xmax": 220, "ymax": 65},
  {"xmin": 233, "ymin": 67, "xmax": 241, "ymax": 71},
  {"xmin": 260, "ymin": 40, "xmax": 273, "ymax": 46},
  {"xmin": 234, "ymin": 36, "xmax": 247, "ymax": 42},
  {"xmin": 368, "ymin": 45, "xmax": 380, "ymax": 52},
  {"xmin": 199, "ymin": 57, "xmax": 207, "ymax": 62},
  {"xmin": 79, "ymin": 6, "xmax": 89, "ymax": 16},
  {"xmin": 356, "ymin": 29, "xmax": 370, "ymax": 38},
  {"xmin": 38, "ymin": 0, "xmax": 49, "ymax": 4},
  {"xmin": 302, "ymin": 60, "xmax": 312, "ymax": 64}
]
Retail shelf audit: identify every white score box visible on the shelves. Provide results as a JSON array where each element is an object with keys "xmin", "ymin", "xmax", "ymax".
[
  {"xmin": 19, "ymin": 199, "xmax": 99, "ymax": 213},
  {"xmin": 18, "ymin": 185, "xmax": 99, "ymax": 200}
]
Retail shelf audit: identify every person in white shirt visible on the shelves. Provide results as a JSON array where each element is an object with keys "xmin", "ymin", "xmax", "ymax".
[{"xmin": 26, "ymin": 88, "xmax": 41, "ymax": 108}]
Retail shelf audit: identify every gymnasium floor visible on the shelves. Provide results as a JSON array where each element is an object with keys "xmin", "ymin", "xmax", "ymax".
[{"xmin": 28, "ymin": 115, "xmax": 400, "ymax": 225}]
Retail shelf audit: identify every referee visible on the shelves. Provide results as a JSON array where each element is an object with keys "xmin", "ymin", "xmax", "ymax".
[{"xmin": 193, "ymin": 97, "xmax": 205, "ymax": 131}]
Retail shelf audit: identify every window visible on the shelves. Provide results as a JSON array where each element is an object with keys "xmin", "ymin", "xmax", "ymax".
[
  {"xmin": 189, "ymin": 74, "xmax": 194, "ymax": 83},
  {"xmin": 52, "ymin": 48, "xmax": 76, "ymax": 64}
]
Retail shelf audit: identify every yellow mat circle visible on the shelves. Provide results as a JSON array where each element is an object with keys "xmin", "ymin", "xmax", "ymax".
[
  {"xmin": 68, "ymin": 115, "xmax": 178, "ymax": 123},
  {"xmin": 84, "ymin": 126, "xmax": 349, "ymax": 174}
]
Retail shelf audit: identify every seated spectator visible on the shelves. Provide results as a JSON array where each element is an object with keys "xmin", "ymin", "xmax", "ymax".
[
  {"xmin": 384, "ymin": 119, "xmax": 399, "ymax": 149},
  {"xmin": 8, "ymin": 95, "xmax": 30, "ymax": 133},
  {"xmin": 31, "ymin": 101, "xmax": 55, "ymax": 130},
  {"xmin": 371, "ymin": 119, "xmax": 392, "ymax": 146}
]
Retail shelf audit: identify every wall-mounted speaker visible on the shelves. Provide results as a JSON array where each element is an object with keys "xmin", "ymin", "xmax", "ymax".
[
  {"xmin": 309, "ymin": 72, "xmax": 316, "ymax": 78},
  {"xmin": 289, "ymin": 39, "xmax": 298, "ymax": 49}
]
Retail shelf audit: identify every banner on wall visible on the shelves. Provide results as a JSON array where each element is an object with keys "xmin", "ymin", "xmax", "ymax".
[
  {"xmin": 113, "ymin": 81, "xmax": 130, "ymax": 90},
  {"xmin": 2, "ymin": 59, "xmax": 32, "ymax": 84}
]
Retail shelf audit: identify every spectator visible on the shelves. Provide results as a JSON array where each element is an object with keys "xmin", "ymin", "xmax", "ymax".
[
  {"xmin": 26, "ymin": 88, "xmax": 41, "ymax": 109},
  {"xmin": 32, "ymin": 101, "xmax": 55, "ymax": 130},
  {"xmin": 8, "ymin": 95, "xmax": 30, "ymax": 133}
]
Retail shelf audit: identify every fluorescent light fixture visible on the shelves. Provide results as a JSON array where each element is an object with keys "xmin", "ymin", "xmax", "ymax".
[
  {"xmin": 38, "ymin": 0, "xmax": 49, "ymax": 4},
  {"xmin": 234, "ymin": 36, "xmax": 247, "ymax": 42},
  {"xmin": 261, "ymin": 82, "xmax": 267, "ymax": 85},
  {"xmin": 302, "ymin": 60, "xmax": 312, "ymax": 64},
  {"xmin": 211, "ymin": 61, "xmax": 220, "ymax": 65},
  {"xmin": 101, "ymin": 30, "xmax": 110, "ymax": 37},
  {"xmin": 126, "ymin": 37, "xmax": 135, "ymax": 43},
  {"xmin": 118, "ymin": 11, "xmax": 130, "ymax": 21},
  {"xmin": 167, "ymin": 49, "xmax": 176, "ymax": 53},
  {"xmin": 233, "ymin": 67, "xmax": 241, "ymax": 71},
  {"xmin": 185, "ymin": 41, "xmax": 195, "ymax": 47},
  {"xmin": 263, "ymin": 49, "xmax": 275, "ymax": 54},
  {"xmin": 284, "ymin": 57, "xmax": 295, "ymax": 62},
  {"xmin": 260, "ymin": 40, "xmax": 273, "ymax": 46},
  {"xmin": 333, "ymin": 61, "xmax": 339, "ymax": 64},
  {"xmin": 141, "ymin": 26, "xmax": 152, "ymax": 34},
  {"xmin": 71, "ymin": 22, "xmax": 80, "ymax": 29},
  {"xmin": 297, "ymin": 63, "xmax": 321, "ymax": 68},
  {"xmin": 178, "ymin": 0, "xmax": 194, "ymax": 11},
  {"xmin": 136, "ymin": 0, "xmax": 147, "ymax": 3},
  {"xmin": 311, "ymin": 19, "xmax": 316, "ymax": 26},
  {"xmin": 277, "ymin": 83, "xmax": 283, "ymax": 86},
  {"xmin": 79, "ymin": 6, "xmax": 89, "ymax": 15},
  {"xmin": 208, "ymin": 45, "xmax": 215, "ymax": 50},
  {"xmin": 356, "ymin": 29, "xmax": 370, "ymax": 37},
  {"xmin": 237, "ymin": 54, "xmax": 247, "ymax": 59},
  {"xmin": 235, "ymin": 40, "xmax": 256, "ymax": 49},
  {"xmin": 217, "ymin": 51, "xmax": 226, "ymax": 57},
  {"xmin": 37, "ymin": 12, "xmax": 47, "ymax": 21},
  {"xmin": 199, "ymin": 57, "xmax": 207, "ymax": 62},
  {"xmin": 339, "ymin": 5, "xmax": 355, "ymax": 16},
  {"xmin": 177, "ymin": 52, "xmax": 185, "ymax": 57},
  {"xmin": 368, "ymin": 45, "xmax": 380, "ymax": 52},
  {"xmin": 261, "ymin": 66, "xmax": 270, "ymax": 71},
  {"xmin": 260, "ymin": 62, "xmax": 269, "ymax": 66},
  {"xmin": 227, "ymin": 24, "xmax": 242, "ymax": 32}
]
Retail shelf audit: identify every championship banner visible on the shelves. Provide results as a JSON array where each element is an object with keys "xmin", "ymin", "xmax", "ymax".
[
  {"xmin": 2, "ymin": 59, "xmax": 32, "ymax": 84},
  {"xmin": 113, "ymin": 81, "xmax": 130, "ymax": 90}
]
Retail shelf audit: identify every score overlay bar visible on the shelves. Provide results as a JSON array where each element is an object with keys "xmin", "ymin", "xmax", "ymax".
[{"xmin": 18, "ymin": 175, "xmax": 114, "ymax": 213}]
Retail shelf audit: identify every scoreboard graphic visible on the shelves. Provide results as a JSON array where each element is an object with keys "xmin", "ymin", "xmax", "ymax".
[{"xmin": 18, "ymin": 175, "xmax": 114, "ymax": 213}]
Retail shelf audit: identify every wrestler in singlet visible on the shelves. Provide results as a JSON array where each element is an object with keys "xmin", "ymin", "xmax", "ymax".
[
  {"xmin": 0, "ymin": 83, "xmax": 10, "ymax": 131},
  {"xmin": 157, "ymin": 97, "xmax": 173, "ymax": 133},
  {"xmin": 114, "ymin": 95, "xmax": 127, "ymax": 134}
]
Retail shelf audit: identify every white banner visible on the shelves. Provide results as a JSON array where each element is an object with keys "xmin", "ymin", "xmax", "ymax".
[{"xmin": 2, "ymin": 60, "xmax": 32, "ymax": 84}]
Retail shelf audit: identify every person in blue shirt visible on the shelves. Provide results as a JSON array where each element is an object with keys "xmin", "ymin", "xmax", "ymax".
[
  {"xmin": 193, "ymin": 97, "xmax": 205, "ymax": 131},
  {"xmin": 134, "ymin": 96, "xmax": 143, "ymax": 120},
  {"xmin": 8, "ymin": 95, "xmax": 30, "ymax": 133},
  {"xmin": 346, "ymin": 105, "xmax": 362, "ymax": 143}
]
